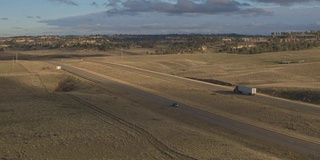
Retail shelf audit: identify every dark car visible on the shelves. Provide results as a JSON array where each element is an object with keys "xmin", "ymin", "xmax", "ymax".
[{"xmin": 171, "ymin": 103, "xmax": 179, "ymax": 107}]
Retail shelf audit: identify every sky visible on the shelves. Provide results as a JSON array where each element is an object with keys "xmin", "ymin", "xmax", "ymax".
[{"xmin": 0, "ymin": 0, "xmax": 320, "ymax": 37}]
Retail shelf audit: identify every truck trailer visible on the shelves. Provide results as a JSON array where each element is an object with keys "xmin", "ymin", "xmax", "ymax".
[{"xmin": 233, "ymin": 86, "xmax": 256, "ymax": 95}]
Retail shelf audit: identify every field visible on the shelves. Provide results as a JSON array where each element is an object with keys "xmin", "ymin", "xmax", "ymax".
[
  {"xmin": 0, "ymin": 49, "xmax": 319, "ymax": 159},
  {"xmin": 103, "ymin": 49, "xmax": 320, "ymax": 104}
]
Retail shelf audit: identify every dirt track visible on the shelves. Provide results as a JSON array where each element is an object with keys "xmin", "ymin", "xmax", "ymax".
[{"xmin": 68, "ymin": 94, "xmax": 196, "ymax": 160}]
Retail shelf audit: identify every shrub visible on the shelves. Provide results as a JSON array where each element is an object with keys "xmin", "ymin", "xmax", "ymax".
[{"xmin": 55, "ymin": 76, "xmax": 77, "ymax": 92}]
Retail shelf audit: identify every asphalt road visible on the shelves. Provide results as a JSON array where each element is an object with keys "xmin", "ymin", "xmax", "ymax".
[{"xmin": 51, "ymin": 60, "xmax": 320, "ymax": 157}]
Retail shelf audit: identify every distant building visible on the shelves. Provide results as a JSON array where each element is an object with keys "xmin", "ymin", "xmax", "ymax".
[{"xmin": 222, "ymin": 38, "xmax": 232, "ymax": 42}]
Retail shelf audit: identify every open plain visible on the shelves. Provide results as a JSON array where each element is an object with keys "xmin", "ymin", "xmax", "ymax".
[{"xmin": 1, "ymin": 49, "xmax": 320, "ymax": 159}]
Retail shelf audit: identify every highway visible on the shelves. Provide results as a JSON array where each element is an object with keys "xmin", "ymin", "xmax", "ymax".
[
  {"xmin": 51, "ymin": 60, "xmax": 320, "ymax": 157},
  {"xmin": 89, "ymin": 59, "xmax": 320, "ymax": 114}
]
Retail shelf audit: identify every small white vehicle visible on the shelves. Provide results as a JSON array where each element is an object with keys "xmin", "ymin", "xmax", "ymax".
[{"xmin": 233, "ymin": 86, "xmax": 256, "ymax": 95}]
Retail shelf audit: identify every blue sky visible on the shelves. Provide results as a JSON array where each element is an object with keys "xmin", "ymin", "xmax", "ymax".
[{"xmin": 0, "ymin": 0, "xmax": 320, "ymax": 37}]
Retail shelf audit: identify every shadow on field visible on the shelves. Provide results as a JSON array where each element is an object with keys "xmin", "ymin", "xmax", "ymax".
[
  {"xmin": 0, "ymin": 77, "xmax": 30, "ymax": 94},
  {"xmin": 186, "ymin": 77, "xmax": 233, "ymax": 86},
  {"xmin": 0, "ymin": 52, "xmax": 18, "ymax": 60},
  {"xmin": 259, "ymin": 88, "xmax": 320, "ymax": 105},
  {"xmin": 0, "ymin": 52, "xmax": 107, "ymax": 61},
  {"xmin": 19, "ymin": 53, "xmax": 107, "ymax": 61},
  {"xmin": 214, "ymin": 91, "xmax": 234, "ymax": 95},
  {"xmin": 214, "ymin": 90, "xmax": 252, "ymax": 96}
]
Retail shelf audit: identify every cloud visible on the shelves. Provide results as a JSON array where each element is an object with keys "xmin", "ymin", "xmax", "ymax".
[
  {"xmin": 27, "ymin": 16, "xmax": 42, "ymax": 19},
  {"xmin": 241, "ymin": 8, "xmax": 273, "ymax": 16},
  {"xmin": 0, "ymin": 17, "xmax": 9, "ymax": 20},
  {"xmin": 105, "ymin": 0, "xmax": 270, "ymax": 16},
  {"xmin": 12, "ymin": 27, "xmax": 22, "ymax": 30},
  {"xmin": 37, "ymin": 2, "xmax": 320, "ymax": 35},
  {"xmin": 251, "ymin": 0, "xmax": 320, "ymax": 5},
  {"xmin": 91, "ymin": 2, "xmax": 99, "ymax": 7},
  {"xmin": 103, "ymin": 0, "xmax": 122, "ymax": 8},
  {"xmin": 48, "ymin": 0, "xmax": 78, "ymax": 6},
  {"xmin": 38, "ymin": 11, "xmax": 276, "ymax": 35},
  {"xmin": 38, "ymin": 15, "xmax": 320, "ymax": 35}
]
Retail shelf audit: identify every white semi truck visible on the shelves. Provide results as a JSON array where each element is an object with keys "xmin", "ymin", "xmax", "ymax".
[{"xmin": 233, "ymin": 86, "xmax": 256, "ymax": 95}]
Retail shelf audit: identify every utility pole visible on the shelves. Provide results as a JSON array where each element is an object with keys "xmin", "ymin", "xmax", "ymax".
[
  {"xmin": 5, "ymin": 62, "xmax": 7, "ymax": 76},
  {"xmin": 121, "ymin": 48, "xmax": 123, "ymax": 59},
  {"xmin": 12, "ymin": 58, "xmax": 15, "ymax": 69}
]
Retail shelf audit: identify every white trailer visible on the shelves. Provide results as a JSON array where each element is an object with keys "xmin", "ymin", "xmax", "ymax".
[{"xmin": 233, "ymin": 86, "xmax": 256, "ymax": 95}]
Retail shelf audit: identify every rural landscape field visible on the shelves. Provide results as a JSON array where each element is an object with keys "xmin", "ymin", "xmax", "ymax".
[
  {"xmin": 0, "ymin": 38, "xmax": 320, "ymax": 159},
  {"xmin": 2, "ymin": 0, "xmax": 320, "ymax": 159}
]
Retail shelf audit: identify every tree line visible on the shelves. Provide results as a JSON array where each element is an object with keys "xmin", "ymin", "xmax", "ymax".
[
  {"xmin": 1, "ymin": 32, "xmax": 319, "ymax": 54},
  {"xmin": 223, "ymin": 41, "xmax": 320, "ymax": 54}
]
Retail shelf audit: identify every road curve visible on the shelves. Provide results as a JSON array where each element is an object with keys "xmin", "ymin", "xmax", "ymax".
[{"xmin": 50, "ymin": 61, "xmax": 320, "ymax": 157}]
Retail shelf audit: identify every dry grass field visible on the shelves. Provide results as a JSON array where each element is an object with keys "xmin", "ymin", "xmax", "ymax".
[
  {"xmin": 102, "ymin": 48, "xmax": 320, "ymax": 104},
  {"xmin": 83, "ymin": 49, "xmax": 320, "ymax": 136},
  {"xmin": 1, "ymin": 49, "xmax": 319, "ymax": 159},
  {"xmin": 0, "ymin": 60, "xmax": 286, "ymax": 159}
]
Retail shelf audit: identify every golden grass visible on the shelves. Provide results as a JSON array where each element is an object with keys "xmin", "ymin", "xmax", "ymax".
[
  {"xmin": 68, "ymin": 60, "xmax": 320, "ymax": 141},
  {"xmin": 0, "ymin": 60, "xmax": 287, "ymax": 159},
  {"xmin": 99, "ymin": 48, "xmax": 320, "ymax": 104},
  {"xmin": 2, "ymin": 49, "xmax": 319, "ymax": 159}
]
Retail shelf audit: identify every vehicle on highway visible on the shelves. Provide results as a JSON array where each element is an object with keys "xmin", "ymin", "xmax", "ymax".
[
  {"xmin": 171, "ymin": 103, "xmax": 179, "ymax": 107},
  {"xmin": 233, "ymin": 86, "xmax": 256, "ymax": 95}
]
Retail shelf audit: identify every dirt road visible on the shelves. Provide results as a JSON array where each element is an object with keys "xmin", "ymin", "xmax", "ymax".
[{"xmin": 50, "ymin": 60, "xmax": 320, "ymax": 157}]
